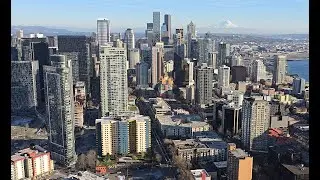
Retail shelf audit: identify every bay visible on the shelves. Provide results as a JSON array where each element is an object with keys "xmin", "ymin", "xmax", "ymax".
[{"xmin": 287, "ymin": 60, "xmax": 309, "ymax": 82}]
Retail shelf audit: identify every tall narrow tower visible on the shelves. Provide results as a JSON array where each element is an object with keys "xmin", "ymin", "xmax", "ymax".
[
  {"xmin": 100, "ymin": 45, "xmax": 128, "ymax": 116},
  {"xmin": 164, "ymin": 14, "xmax": 172, "ymax": 40},
  {"xmin": 97, "ymin": 19, "xmax": 110, "ymax": 46},
  {"xmin": 273, "ymin": 55, "xmax": 287, "ymax": 84},
  {"xmin": 43, "ymin": 55, "xmax": 77, "ymax": 166},
  {"xmin": 153, "ymin": 12, "xmax": 161, "ymax": 43}
]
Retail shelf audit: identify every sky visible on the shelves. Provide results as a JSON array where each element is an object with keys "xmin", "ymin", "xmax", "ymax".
[{"xmin": 12, "ymin": 0, "xmax": 309, "ymax": 33}]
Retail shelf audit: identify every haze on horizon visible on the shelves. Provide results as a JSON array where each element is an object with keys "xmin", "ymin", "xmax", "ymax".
[{"xmin": 12, "ymin": 0, "xmax": 309, "ymax": 34}]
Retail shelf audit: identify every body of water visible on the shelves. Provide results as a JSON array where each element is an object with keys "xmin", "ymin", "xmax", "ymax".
[{"xmin": 287, "ymin": 60, "xmax": 309, "ymax": 82}]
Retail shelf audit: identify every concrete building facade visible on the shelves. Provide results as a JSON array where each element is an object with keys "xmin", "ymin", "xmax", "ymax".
[{"xmin": 100, "ymin": 45, "xmax": 128, "ymax": 116}]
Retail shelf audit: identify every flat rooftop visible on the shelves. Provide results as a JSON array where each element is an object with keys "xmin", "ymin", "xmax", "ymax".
[
  {"xmin": 282, "ymin": 164, "xmax": 309, "ymax": 175},
  {"xmin": 172, "ymin": 139, "xmax": 227, "ymax": 150},
  {"xmin": 157, "ymin": 115, "xmax": 209, "ymax": 128},
  {"xmin": 230, "ymin": 148, "xmax": 250, "ymax": 158},
  {"xmin": 213, "ymin": 161, "xmax": 228, "ymax": 169},
  {"xmin": 173, "ymin": 139, "xmax": 206, "ymax": 149},
  {"xmin": 193, "ymin": 131, "xmax": 222, "ymax": 139}
]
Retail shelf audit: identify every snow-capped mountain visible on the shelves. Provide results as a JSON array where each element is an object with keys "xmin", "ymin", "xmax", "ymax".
[{"xmin": 218, "ymin": 20, "xmax": 238, "ymax": 28}]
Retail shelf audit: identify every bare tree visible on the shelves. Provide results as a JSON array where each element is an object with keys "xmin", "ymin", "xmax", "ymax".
[
  {"xmin": 86, "ymin": 150, "xmax": 97, "ymax": 170},
  {"xmin": 76, "ymin": 154, "xmax": 87, "ymax": 171}
]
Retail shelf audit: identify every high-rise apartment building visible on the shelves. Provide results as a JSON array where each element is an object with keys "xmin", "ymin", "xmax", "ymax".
[
  {"xmin": 43, "ymin": 55, "xmax": 77, "ymax": 166},
  {"xmin": 292, "ymin": 77, "xmax": 305, "ymax": 95},
  {"xmin": 273, "ymin": 55, "xmax": 287, "ymax": 84},
  {"xmin": 241, "ymin": 97, "xmax": 270, "ymax": 151},
  {"xmin": 136, "ymin": 61, "xmax": 149, "ymax": 87},
  {"xmin": 227, "ymin": 143, "xmax": 253, "ymax": 180},
  {"xmin": 153, "ymin": 12, "xmax": 161, "ymax": 43},
  {"xmin": 97, "ymin": 19, "xmax": 110, "ymax": 46},
  {"xmin": 11, "ymin": 145, "xmax": 54, "ymax": 180},
  {"xmin": 195, "ymin": 63, "xmax": 214, "ymax": 105},
  {"xmin": 96, "ymin": 115, "xmax": 151, "ymax": 156},
  {"xmin": 217, "ymin": 42, "xmax": 230, "ymax": 67},
  {"xmin": 252, "ymin": 59, "xmax": 266, "ymax": 82},
  {"xmin": 218, "ymin": 65, "xmax": 231, "ymax": 88},
  {"xmin": 164, "ymin": 14, "xmax": 171, "ymax": 39},
  {"xmin": 151, "ymin": 45, "xmax": 164, "ymax": 87},
  {"xmin": 100, "ymin": 45, "xmax": 128, "ymax": 116},
  {"xmin": 11, "ymin": 61, "xmax": 40, "ymax": 113},
  {"xmin": 128, "ymin": 48, "xmax": 140, "ymax": 69}
]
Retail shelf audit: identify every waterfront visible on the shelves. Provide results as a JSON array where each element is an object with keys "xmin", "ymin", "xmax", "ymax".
[{"xmin": 287, "ymin": 60, "xmax": 309, "ymax": 81}]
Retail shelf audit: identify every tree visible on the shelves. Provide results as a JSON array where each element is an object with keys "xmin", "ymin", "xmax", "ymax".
[
  {"xmin": 86, "ymin": 150, "xmax": 97, "ymax": 170},
  {"xmin": 155, "ymin": 153, "xmax": 162, "ymax": 163},
  {"xmin": 76, "ymin": 154, "xmax": 87, "ymax": 171}
]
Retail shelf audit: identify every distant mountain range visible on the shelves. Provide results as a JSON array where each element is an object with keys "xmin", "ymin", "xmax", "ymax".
[{"xmin": 11, "ymin": 24, "xmax": 308, "ymax": 38}]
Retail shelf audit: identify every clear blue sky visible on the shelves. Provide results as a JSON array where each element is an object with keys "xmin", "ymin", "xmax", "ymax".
[{"xmin": 12, "ymin": 0, "xmax": 308, "ymax": 33}]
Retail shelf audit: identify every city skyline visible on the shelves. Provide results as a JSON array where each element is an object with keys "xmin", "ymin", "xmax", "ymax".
[{"xmin": 12, "ymin": 0, "xmax": 308, "ymax": 34}]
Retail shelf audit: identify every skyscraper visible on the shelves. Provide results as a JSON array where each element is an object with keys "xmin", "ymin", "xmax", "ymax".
[
  {"xmin": 128, "ymin": 48, "xmax": 140, "ymax": 69},
  {"xmin": 187, "ymin": 21, "xmax": 196, "ymax": 58},
  {"xmin": 11, "ymin": 61, "xmax": 40, "ymax": 113},
  {"xmin": 218, "ymin": 65, "xmax": 231, "ymax": 88},
  {"xmin": 231, "ymin": 66, "xmax": 247, "ymax": 83},
  {"xmin": 97, "ymin": 19, "xmax": 110, "ymax": 46},
  {"xmin": 197, "ymin": 37, "xmax": 215, "ymax": 64},
  {"xmin": 151, "ymin": 45, "xmax": 164, "ymax": 87},
  {"xmin": 217, "ymin": 42, "xmax": 230, "ymax": 67},
  {"xmin": 273, "ymin": 55, "xmax": 287, "ymax": 84},
  {"xmin": 222, "ymin": 104, "xmax": 242, "ymax": 136},
  {"xmin": 195, "ymin": 63, "xmax": 214, "ymax": 105},
  {"xmin": 252, "ymin": 59, "xmax": 266, "ymax": 82},
  {"xmin": 43, "ymin": 55, "xmax": 77, "ymax": 166},
  {"xmin": 241, "ymin": 97, "xmax": 270, "ymax": 151},
  {"xmin": 124, "ymin": 28, "xmax": 135, "ymax": 50},
  {"xmin": 136, "ymin": 61, "xmax": 149, "ymax": 87},
  {"xmin": 231, "ymin": 54, "xmax": 242, "ymax": 67},
  {"xmin": 292, "ymin": 77, "xmax": 306, "ymax": 95},
  {"xmin": 164, "ymin": 14, "xmax": 172, "ymax": 40},
  {"xmin": 100, "ymin": 45, "xmax": 128, "ymax": 116},
  {"xmin": 153, "ymin": 12, "xmax": 161, "ymax": 43},
  {"xmin": 57, "ymin": 35, "xmax": 91, "ymax": 92}
]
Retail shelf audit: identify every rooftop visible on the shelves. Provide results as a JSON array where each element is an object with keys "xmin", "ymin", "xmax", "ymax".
[
  {"xmin": 173, "ymin": 139, "xmax": 227, "ymax": 150},
  {"xmin": 65, "ymin": 171, "xmax": 105, "ymax": 180},
  {"xmin": 230, "ymin": 148, "xmax": 250, "ymax": 158},
  {"xmin": 96, "ymin": 115, "xmax": 150, "ymax": 124},
  {"xmin": 190, "ymin": 169, "xmax": 210, "ymax": 178},
  {"xmin": 282, "ymin": 164, "xmax": 309, "ymax": 175},
  {"xmin": 11, "ymin": 145, "xmax": 48, "ymax": 162},
  {"xmin": 213, "ymin": 161, "xmax": 228, "ymax": 169},
  {"xmin": 173, "ymin": 139, "xmax": 206, "ymax": 149},
  {"xmin": 157, "ymin": 115, "xmax": 209, "ymax": 128}
]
